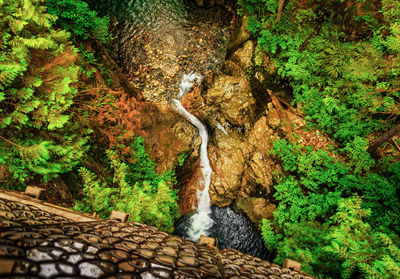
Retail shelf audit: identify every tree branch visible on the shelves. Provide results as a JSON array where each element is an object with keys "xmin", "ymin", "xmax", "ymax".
[
  {"xmin": 267, "ymin": 89, "xmax": 295, "ymax": 142},
  {"xmin": 367, "ymin": 123, "xmax": 400, "ymax": 158}
]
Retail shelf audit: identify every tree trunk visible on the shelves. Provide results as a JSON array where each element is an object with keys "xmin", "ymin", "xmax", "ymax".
[{"xmin": 367, "ymin": 123, "xmax": 400, "ymax": 157}]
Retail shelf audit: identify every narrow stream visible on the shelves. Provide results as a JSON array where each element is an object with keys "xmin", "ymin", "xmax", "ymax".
[
  {"xmin": 173, "ymin": 74, "xmax": 272, "ymax": 260},
  {"xmin": 172, "ymin": 73, "xmax": 213, "ymax": 242},
  {"xmin": 89, "ymin": 0, "xmax": 271, "ymax": 260}
]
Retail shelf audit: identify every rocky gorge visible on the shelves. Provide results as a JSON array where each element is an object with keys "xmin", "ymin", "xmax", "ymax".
[
  {"xmin": 5, "ymin": 0, "xmax": 400, "ymax": 276},
  {"xmin": 89, "ymin": 0, "xmax": 311, "ymax": 228}
]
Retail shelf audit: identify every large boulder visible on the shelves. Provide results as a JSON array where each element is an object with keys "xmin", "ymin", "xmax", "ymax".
[
  {"xmin": 205, "ymin": 75, "xmax": 255, "ymax": 129},
  {"xmin": 208, "ymin": 134, "xmax": 249, "ymax": 206},
  {"xmin": 223, "ymin": 40, "xmax": 255, "ymax": 77},
  {"xmin": 208, "ymin": 116, "xmax": 280, "ymax": 207},
  {"xmin": 142, "ymin": 103, "xmax": 200, "ymax": 173},
  {"xmin": 247, "ymin": 116, "xmax": 280, "ymax": 191},
  {"xmin": 229, "ymin": 40, "xmax": 254, "ymax": 70}
]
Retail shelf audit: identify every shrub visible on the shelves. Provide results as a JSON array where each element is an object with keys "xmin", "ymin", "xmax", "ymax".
[
  {"xmin": 0, "ymin": 0, "xmax": 88, "ymax": 184},
  {"xmin": 46, "ymin": 0, "xmax": 110, "ymax": 43},
  {"xmin": 75, "ymin": 137, "xmax": 179, "ymax": 232}
]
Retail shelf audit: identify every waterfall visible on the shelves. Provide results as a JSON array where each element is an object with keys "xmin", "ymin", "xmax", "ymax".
[{"xmin": 172, "ymin": 73, "xmax": 213, "ymax": 242}]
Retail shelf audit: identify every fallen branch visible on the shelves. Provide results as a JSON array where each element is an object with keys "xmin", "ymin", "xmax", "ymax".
[
  {"xmin": 267, "ymin": 89, "xmax": 295, "ymax": 142},
  {"xmin": 275, "ymin": 0, "xmax": 286, "ymax": 23},
  {"xmin": 276, "ymin": 96, "xmax": 304, "ymax": 118},
  {"xmin": 367, "ymin": 123, "xmax": 400, "ymax": 158},
  {"xmin": 392, "ymin": 138, "xmax": 400, "ymax": 152}
]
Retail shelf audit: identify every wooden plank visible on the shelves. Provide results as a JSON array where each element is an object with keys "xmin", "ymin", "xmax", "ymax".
[{"xmin": 0, "ymin": 190, "xmax": 98, "ymax": 222}]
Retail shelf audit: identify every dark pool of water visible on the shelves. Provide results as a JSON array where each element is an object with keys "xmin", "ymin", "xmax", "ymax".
[{"xmin": 175, "ymin": 206, "xmax": 272, "ymax": 260}]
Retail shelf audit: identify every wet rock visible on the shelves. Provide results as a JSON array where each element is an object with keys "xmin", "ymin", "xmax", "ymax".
[
  {"xmin": 247, "ymin": 116, "xmax": 279, "ymax": 190},
  {"xmin": 142, "ymin": 103, "xmax": 200, "ymax": 173},
  {"xmin": 234, "ymin": 197, "xmax": 276, "ymax": 224},
  {"xmin": 181, "ymin": 83, "xmax": 210, "ymax": 121},
  {"xmin": 205, "ymin": 75, "xmax": 255, "ymax": 128},
  {"xmin": 229, "ymin": 16, "xmax": 252, "ymax": 50},
  {"xmin": 209, "ymin": 135, "xmax": 248, "ymax": 207},
  {"xmin": 223, "ymin": 40, "xmax": 254, "ymax": 77},
  {"xmin": 222, "ymin": 60, "xmax": 244, "ymax": 77},
  {"xmin": 266, "ymin": 108, "xmax": 281, "ymax": 129},
  {"xmin": 229, "ymin": 40, "xmax": 254, "ymax": 70},
  {"xmin": 208, "ymin": 116, "xmax": 279, "ymax": 207},
  {"xmin": 178, "ymin": 159, "xmax": 203, "ymax": 215}
]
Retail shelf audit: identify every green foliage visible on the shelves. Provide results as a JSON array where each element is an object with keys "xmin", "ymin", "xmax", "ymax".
[
  {"xmin": 76, "ymin": 138, "xmax": 179, "ymax": 232},
  {"xmin": 176, "ymin": 152, "xmax": 188, "ymax": 167},
  {"xmin": 125, "ymin": 136, "xmax": 176, "ymax": 190},
  {"xmin": 240, "ymin": 2, "xmax": 400, "ymax": 276},
  {"xmin": 260, "ymin": 219, "xmax": 280, "ymax": 250},
  {"xmin": 240, "ymin": 0, "xmax": 400, "ymax": 146},
  {"xmin": 325, "ymin": 196, "xmax": 400, "ymax": 279},
  {"xmin": 75, "ymin": 167, "xmax": 117, "ymax": 215},
  {"xmin": 0, "ymin": 0, "xmax": 89, "ymax": 183},
  {"xmin": 341, "ymin": 136, "xmax": 374, "ymax": 174},
  {"xmin": 46, "ymin": 0, "xmax": 110, "ymax": 43},
  {"xmin": 78, "ymin": 46, "xmax": 97, "ymax": 78},
  {"xmin": 261, "ymin": 139, "xmax": 400, "ymax": 277}
]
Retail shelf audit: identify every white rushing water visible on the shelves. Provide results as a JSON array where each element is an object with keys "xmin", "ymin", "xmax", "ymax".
[
  {"xmin": 216, "ymin": 121, "xmax": 229, "ymax": 135},
  {"xmin": 173, "ymin": 73, "xmax": 213, "ymax": 242}
]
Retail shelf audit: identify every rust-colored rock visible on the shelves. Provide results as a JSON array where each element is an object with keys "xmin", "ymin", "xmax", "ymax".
[
  {"xmin": 178, "ymin": 159, "xmax": 203, "ymax": 215},
  {"xmin": 142, "ymin": 102, "xmax": 200, "ymax": 174}
]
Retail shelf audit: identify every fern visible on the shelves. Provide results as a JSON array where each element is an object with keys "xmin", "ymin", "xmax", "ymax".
[
  {"xmin": 76, "ymin": 143, "xmax": 179, "ymax": 232},
  {"xmin": 46, "ymin": 0, "xmax": 110, "ymax": 43},
  {"xmin": 0, "ymin": 0, "xmax": 90, "ymax": 184}
]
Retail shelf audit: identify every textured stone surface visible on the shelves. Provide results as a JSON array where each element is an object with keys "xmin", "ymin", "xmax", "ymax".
[
  {"xmin": 229, "ymin": 40, "xmax": 255, "ymax": 70},
  {"xmin": 247, "ymin": 116, "xmax": 280, "ymax": 190},
  {"xmin": 209, "ymin": 136, "xmax": 248, "ymax": 207},
  {"xmin": 266, "ymin": 108, "xmax": 281, "ymax": 129},
  {"xmin": 208, "ymin": 116, "xmax": 279, "ymax": 207},
  {"xmin": 229, "ymin": 15, "xmax": 252, "ymax": 50},
  {"xmin": 235, "ymin": 197, "xmax": 277, "ymax": 224},
  {"xmin": 206, "ymin": 75, "xmax": 255, "ymax": 128}
]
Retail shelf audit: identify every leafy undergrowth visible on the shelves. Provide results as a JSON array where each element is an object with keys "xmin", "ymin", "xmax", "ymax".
[
  {"xmin": 76, "ymin": 137, "xmax": 178, "ymax": 233},
  {"xmin": 0, "ymin": 0, "xmax": 179, "ymax": 232},
  {"xmin": 238, "ymin": 0, "xmax": 400, "ymax": 277}
]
